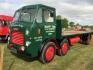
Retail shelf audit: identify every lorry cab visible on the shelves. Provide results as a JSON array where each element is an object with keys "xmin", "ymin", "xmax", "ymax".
[
  {"xmin": 0, "ymin": 15, "xmax": 13, "ymax": 41},
  {"xmin": 9, "ymin": 4, "xmax": 56, "ymax": 58}
]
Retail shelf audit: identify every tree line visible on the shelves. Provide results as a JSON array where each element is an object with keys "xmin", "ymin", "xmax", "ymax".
[{"xmin": 56, "ymin": 15, "xmax": 93, "ymax": 30}]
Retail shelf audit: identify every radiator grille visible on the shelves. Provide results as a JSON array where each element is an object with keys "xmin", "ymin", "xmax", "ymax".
[{"xmin": 11, "ymin": 32, "xmax": 24, "ymax": 45}]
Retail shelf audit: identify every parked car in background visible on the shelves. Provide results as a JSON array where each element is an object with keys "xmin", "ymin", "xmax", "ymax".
[{"xmin": 0, "ymin": 15, "xmax": 13, "ymax": 42}]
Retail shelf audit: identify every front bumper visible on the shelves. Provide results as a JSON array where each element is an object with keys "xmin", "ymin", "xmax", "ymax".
[
  {"xmin": 0, "ymin": 35, "xmax": 7, "ymax": 41},
  {"xmin": 8, "ymin": 44, "xmax": 33, "ymax": 58}
]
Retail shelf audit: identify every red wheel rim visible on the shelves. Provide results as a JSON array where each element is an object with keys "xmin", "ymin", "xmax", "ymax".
[
  {"xmin": 62, "ymin": 43, "xmax": 68, "ymax": 55},
  {"xmin": 45, "ymin": 45, "xmax": 54, "ymax": 61}
]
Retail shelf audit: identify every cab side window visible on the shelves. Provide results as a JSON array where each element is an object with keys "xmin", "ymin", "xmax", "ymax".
[
  {"xmin": 36, "ymin": 9, "xmax": 42, "ymax": 23},
  {"xmin": 44, "ymin": 10, "xmax": 54, "ymax": 22}
]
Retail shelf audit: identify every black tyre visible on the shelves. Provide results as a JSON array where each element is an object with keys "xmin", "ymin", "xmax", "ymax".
[
  {"xmin": 57, "ymin": 39, "xmax": 69, "ymax": 56},
  {"xmin": 85, "ymin": 34, "xmax": 91, "ymax": 45},
  {"xmin": 80, "ymin": 34, "xmax": 91, "ymax": 45},
  {"xmin": 39, "ymin": 42, "xmax": 56, "ymax": 63}
]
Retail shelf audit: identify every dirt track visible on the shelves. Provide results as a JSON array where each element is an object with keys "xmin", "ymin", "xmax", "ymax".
[{"xmin": 0, "ymin": 44, "xmax": 4, "ymax": 70}]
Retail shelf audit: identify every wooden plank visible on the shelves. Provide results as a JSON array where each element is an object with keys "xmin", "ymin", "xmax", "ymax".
[
  {"xmin": 0, "ymin": 46, "xmax": 4, "ymax": 70},
  {"xmin": 62, "ymin": 31, "xmax": 93, "ymax": 36}
]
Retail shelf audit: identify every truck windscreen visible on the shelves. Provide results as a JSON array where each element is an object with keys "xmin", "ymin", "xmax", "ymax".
[{"xmin": 13, "ymin": 9, "xmax": 36, "ymax": 23}]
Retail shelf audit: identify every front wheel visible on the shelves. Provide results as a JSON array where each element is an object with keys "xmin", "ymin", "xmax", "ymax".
[{"xmin": 39, "ymin": 42, "xmax": 56, "ymax": 63}]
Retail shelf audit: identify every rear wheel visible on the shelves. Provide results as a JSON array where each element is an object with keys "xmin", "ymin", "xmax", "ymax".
[
  {"xmin": 57, "ymin": 39, "xmax": 69, "ymax": 56},
  {"xmin": 85, "ymin": 34, "xmax": 91, "ymax": 45},
  {"xmin": 39, "ymin": 42, "xmax": 56, "ymax": 63}
]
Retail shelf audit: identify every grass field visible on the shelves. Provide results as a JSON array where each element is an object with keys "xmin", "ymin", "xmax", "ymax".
[{"xmin": 2, "ymin": 37, "xmax": 93, "ymax": 70}]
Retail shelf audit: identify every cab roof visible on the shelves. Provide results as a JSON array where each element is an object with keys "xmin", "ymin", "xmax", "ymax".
[{"xmin": 19, "ymin": 4, "xmax": 55, "ymax": 11}]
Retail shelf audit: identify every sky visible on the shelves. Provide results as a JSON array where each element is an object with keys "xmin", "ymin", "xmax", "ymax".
[{"xmin": 0, "ymin": 0, "xmax": 93, "ymax": 25}]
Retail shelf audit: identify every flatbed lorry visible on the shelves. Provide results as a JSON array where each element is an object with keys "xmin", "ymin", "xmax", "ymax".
[{"xmin": 8, "ymin": 4, "xmax": 93, "ymax": 63}]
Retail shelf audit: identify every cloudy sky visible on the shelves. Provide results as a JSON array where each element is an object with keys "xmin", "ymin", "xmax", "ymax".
[{"xmin": 0, "ymin": 0, "xmax": 93, "ymax": 25}]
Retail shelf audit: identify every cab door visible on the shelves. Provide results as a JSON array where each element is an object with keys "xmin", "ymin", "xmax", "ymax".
[
  {"xmin": 34, "ymin": 8, "xmax": 44, "ymax": 43},
  {"xmin": 43, "ymin": 8, "xmax": 56, "ymax": 40}
]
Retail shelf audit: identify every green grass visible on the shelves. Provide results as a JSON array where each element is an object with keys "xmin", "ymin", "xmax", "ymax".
[{"xmin": 2, "ymin": 42, "xmax": 93, "ymax": 70}]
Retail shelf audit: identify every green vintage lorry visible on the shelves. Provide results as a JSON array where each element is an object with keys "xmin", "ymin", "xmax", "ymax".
[{"xmin": 8, "ymin": 4, "xmax": 93, "ymax": 63}]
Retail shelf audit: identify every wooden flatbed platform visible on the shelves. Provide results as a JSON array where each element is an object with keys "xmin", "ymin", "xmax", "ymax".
[{"xmin": 62, "ymin": 30, "xmax": 93, "ymax": 37}]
